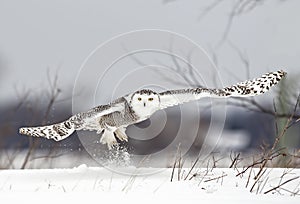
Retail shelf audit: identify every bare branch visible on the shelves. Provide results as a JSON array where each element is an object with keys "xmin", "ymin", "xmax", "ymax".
[
  {"xmin": 20, "ymin": 70, "xmax": 62, "ymax": 169},
  {"xmin": 264, "ymin": 176, "xmax": 300, "ymax": 194},
  {"xmin": 204, "ymin": 173, "xmax": 227, "ymax": 183},
  {"xmin": 254, "ymin": 93, "xmax": 300, "ymax": 180}
]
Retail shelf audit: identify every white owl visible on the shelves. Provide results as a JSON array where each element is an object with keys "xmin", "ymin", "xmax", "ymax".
[{"xmin": 19, "ymin": 70, "xmax": 286, "ymax": 149}]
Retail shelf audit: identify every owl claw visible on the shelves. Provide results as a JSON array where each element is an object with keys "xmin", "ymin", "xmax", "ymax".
[
  {"xmin": 100, "ymin": 130, "xmax": 118, "ymax": 149},
  {"xmin": 114, "ymin": 128, "xmax": 128, "ymax": 142}
]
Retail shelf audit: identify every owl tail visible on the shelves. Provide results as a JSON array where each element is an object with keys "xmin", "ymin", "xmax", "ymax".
[
  {"xmin": 222, "ymin": 70, "xmax": 286, "ymax": 97},
  {"xmin": 19, "ymin": 119, "xmax": 75, "ymax": 141}
]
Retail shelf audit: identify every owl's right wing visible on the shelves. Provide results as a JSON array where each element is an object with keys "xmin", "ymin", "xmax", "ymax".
[
  {"xmin": 19, "ymin": 96, "xmax": 128, "ymax": 141},
  {"xmin": 159, "ymin": 70, "xmax": 286, "ymax": 110},
  {"xmin": 71, "ymin": 96, "xmax": 128, "ymax": 131}
]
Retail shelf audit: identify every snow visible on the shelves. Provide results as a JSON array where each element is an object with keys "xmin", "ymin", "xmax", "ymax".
[{"xmin": 0, "ymin": 166, "xmax": 299, "ymax": 203}]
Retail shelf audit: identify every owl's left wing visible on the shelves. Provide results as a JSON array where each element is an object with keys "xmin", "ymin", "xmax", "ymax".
[
  {"xmin": 71, "ymin": 97, "xmax": 127, "ymax": 131},
  {"xmin": 159, "ymin": 70, "xmax": 286, "ymax": 110}
]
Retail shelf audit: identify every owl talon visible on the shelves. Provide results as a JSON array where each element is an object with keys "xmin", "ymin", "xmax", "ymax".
[
  {"xmin": 100, "ymin": 130, "xmax": 118, "ymax": 149},
  {"xmin": 114, "ymin": 128, "xmax": 128, "ymax": 142}
]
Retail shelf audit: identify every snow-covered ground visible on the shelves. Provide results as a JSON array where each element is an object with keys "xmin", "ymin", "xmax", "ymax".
[{"xmin": 0, "ymin": 165, "xmax": 299, "ymax": 203}]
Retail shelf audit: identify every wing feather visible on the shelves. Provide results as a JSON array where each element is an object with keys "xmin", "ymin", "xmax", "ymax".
[
  {"xmin": 159, "ymin": 70, "xmax": 286, "ymax": 110},
  {"xmin": 71, "ymin": 96, "xmax": 127, "ymax": 131},
  {"xmin": 159, "ymin": 88, "xmax": 226, "ymax": 109},
  {"xmin": 19, "ymin": 96, "xmax": 128, "ymax": 141}
]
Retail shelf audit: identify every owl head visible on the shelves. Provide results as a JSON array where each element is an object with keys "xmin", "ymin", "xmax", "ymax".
[{"xmin": 130, "ymin": 89, "xmax": 160, "ymax": 118}]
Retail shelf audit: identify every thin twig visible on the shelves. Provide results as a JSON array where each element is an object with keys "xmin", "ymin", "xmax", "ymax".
[
  {"xmin": 184, "ymin": 156, "xmax": 200, "ymax": 180},
  {"xmin": 250, "ymin": 168, "xmax": 267, "ymax": 193},
  {"xmin": 170, "ymin": 143, "xmax": 181, "ymax": 182},
  {"xmin": 204, "ymin": 174, "xmax": 227, "ymax": 183},
  {"xmin": 229, "ymin": 152, "xmax": 240, "ymax": 168},
  {"xmin": 254, "ymin": 93, "xmax": 300, "ymax": 180},
  {"xmin": 264, "ymin": 176, "xmax": 300, "ymax": 194}
]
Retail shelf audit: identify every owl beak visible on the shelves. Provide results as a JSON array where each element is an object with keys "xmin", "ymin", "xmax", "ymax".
[{"xmin": 143, "ymin": 102, "xmax": 146, "ymax": 107}]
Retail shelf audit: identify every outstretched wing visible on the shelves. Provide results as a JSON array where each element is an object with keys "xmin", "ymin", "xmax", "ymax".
[
  {"xmin": 19, "ymin": 96, "xmax": 128, "ymax": 141},
  {"xmin": 159, "ymin": 70, "xmax": 286, "ymax": 110},
  {"xmin": 19, "ymin": 120, "xmax": 76, "ymax": 141},
  {"xmin": 69, "ymin": 96, "xmax": 127, "ymax": 131}
]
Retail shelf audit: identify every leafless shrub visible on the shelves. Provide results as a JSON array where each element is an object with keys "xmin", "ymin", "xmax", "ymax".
[
  {"xmin": 0, "ymin": 86, "xmax": 31, "ymax": 169},
  {"xmin": 263, "ymin": 169, "xmax": 299, "ymax": 195},
  {"xmin": 165, "ymin": 41, "xmax": 300, "ymax": 195},
  {"xmin": 20, "ymin": 70, "xmax": 62, "ymax": 169},
  {"xmin": 0, "ymin": 68, "xmax": 77, "ymax": 169}
]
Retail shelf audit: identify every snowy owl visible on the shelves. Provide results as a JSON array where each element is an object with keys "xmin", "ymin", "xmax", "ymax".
[{"xmin": 19, "ymin": 70, "xmax": 286, "ymax": 149}]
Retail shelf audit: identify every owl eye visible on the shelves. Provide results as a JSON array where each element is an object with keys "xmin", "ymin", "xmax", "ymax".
[
  {"xmin": 148, "ymin": 97, "xmax": 153, "ymax": 101},
  {"xmin": 137, "ymin": 97, "xmax": 142, "ymax": 101}
]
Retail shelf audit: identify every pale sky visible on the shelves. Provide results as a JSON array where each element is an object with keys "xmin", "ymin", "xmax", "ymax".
[{"xmin": 0, "ymin": 0, "xmax": 299, "ymax": 104}]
